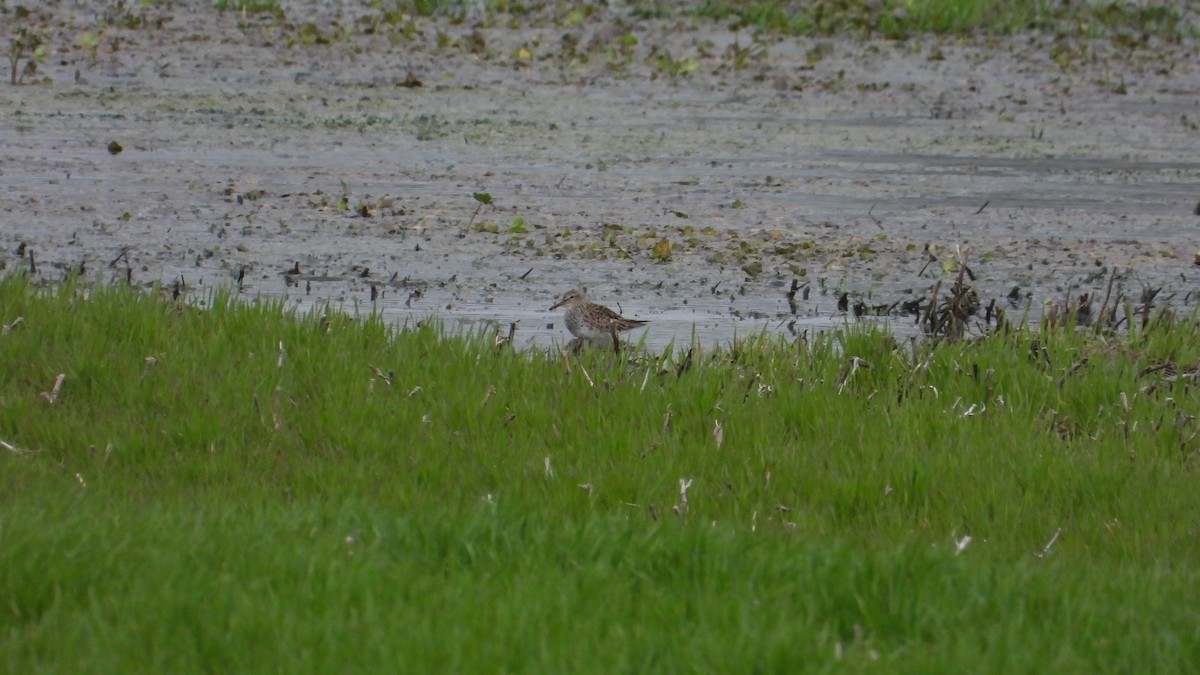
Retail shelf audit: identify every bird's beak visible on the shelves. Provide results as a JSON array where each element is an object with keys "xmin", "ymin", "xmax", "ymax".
[{"xmin": 550, "ymin": 298, "xmax": 567, "ymax": 310}]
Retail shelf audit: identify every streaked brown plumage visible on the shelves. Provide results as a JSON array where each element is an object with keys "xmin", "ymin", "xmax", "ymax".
[{"xmin": 550, "ymin": 289, "xmax": 647, "ymax": 342}]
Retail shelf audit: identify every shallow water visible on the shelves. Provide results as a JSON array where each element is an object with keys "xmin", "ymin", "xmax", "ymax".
[{"xmin": 3, "ymin": 5, "xmax": 1198, "ymax": 350}]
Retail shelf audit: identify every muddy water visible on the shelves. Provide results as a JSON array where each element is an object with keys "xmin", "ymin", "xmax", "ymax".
[{"xmin": 3, "ymin": 4, "xmax": 1198, "ymax": 351}]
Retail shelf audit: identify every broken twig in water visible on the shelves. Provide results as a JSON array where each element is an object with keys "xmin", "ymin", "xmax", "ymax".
[{"xmin": 495, "ymin": 321, "xmax": 518, "ymax": 349}]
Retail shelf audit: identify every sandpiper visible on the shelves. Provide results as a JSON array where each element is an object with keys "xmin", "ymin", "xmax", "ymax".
[{"xmin": 550, "ymin": 289, "xmax": 647, "ymax": 346}]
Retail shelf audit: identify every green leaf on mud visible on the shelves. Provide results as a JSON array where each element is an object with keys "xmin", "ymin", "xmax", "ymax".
[
  {"xmin": 651, "ymin": 238, "xmax": 672, "ymax": 263},
  {"xmin": 563, "ymin": 8, "xmax": 587, "ymax": 27}
]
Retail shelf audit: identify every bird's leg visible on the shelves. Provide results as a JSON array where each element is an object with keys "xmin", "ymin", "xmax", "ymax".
[{"xmin": 611, "ymin": 327, "xmax": 621, "ymax": 354}]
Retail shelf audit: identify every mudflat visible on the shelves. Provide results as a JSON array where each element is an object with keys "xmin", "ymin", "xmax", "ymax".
[{"xmin": 3, "ymin": 2, "xmax": 1198, "ymax": 349}]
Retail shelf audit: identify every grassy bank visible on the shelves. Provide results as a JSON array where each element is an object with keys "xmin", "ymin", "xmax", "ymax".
[
  {"xmin": 211, "ymin": 0, "xmax": 1191, "ymax": 38},
  {"xmin": 1, "ymin": 275, "xmax": 1198, "ymax": 672},
  {"xmin": 681, "ymin": 0, "xmax": 1186, "ymax": 38}
]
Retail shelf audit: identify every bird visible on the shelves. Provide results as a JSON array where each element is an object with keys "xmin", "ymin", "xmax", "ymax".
[{"xmin": 550, "ymin": 289, "xmax": 647, "ymax": 350}]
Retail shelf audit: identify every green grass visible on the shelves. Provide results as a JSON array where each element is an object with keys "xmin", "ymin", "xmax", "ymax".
[
  {"xmin": 212, "ymin": 0, "xmax": 285, "ymax": 16},
  {"xmin": 683, "ymin": 0, "xmax": 1187, "ymax": 38},
  {"xmin": 2, "ymin": 274, "xmax": 1199, "ymax": 672},
  {"xmin": 214, "ymin": 0, "xmax": 1190, "ymax": 38}
]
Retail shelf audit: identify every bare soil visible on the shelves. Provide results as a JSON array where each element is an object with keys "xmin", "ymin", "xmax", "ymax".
[{"xmin": 3, "ymin": 2, "xmax": 1199, "ymax": 349}]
